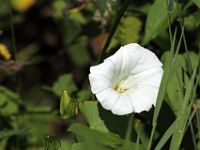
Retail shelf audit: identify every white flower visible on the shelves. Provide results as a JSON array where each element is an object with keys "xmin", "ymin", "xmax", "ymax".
[{"xmin": 89, "ymin": 43, "xmax": 163, "ymax": 115}]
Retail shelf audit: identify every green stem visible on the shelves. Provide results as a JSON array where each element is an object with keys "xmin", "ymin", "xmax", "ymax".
[
  {"xmin": 97, "ymin": 0, "xmax": 131, "ymax": 64},
  {"xmin": 125, "ymin": 113, "xmax": 134, "ymax": 141},
  {"xmin": 8, "ymin": 1, "xmax": 21, "ymax": 149},
  {"xmin": 167, "ymin": 13, "xmax": 173, "ymax": 46},
  {"xmin": 8, "ymin": 0, "xmax": 17, "ymax": 60},
  {"xmin": 147, "ymin": 123, "xmax": 157, "ymax": 150}
]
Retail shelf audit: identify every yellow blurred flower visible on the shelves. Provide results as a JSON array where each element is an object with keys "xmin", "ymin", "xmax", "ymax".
[
  {"xmin": 0, "ymin": 43, "xmax": 11, "ymax": 60},
  {"xmin": 11, "ymin": 0, "xmax": 36, "ymax": 12}
]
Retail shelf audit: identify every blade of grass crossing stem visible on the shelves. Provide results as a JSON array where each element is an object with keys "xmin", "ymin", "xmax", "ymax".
[
  {"xmin": 154, "ymin": 121, "xmax": 176, "ymax": 150},
  {"xmin": 147, "ymin": 29, "xmax": 177, "ymax": 150},
  {"xmin": 97, "ymin": 0, "xmax": 131, "ymax": 64},
  {"xmin": 169, "ymin": 55, "xmax": 200, "ymax": 150}
]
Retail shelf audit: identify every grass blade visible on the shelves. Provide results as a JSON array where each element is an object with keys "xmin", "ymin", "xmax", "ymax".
[
  {"xmin": 154, "ymin": 121, "xmax": 176, "ymax": 150},
  {"xmin": 97, "ymin": 0, "xmax": 131, "ymax": 63},
  {"xmin": 169, "ymin": 54, "xmax": 200, "ymax": 150},
  {"xmin": 147, "ymin": 29, "xmax": 178, "ymax": 150}
]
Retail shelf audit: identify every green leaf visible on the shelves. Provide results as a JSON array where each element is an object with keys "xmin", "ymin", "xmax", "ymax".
[
  {"xmin": 0, "ymin": 128, "xmax": 29, "ymax": 140},
  {"xmin": 161, "ymin": 52, "xmax": 199, "ymax": 115},
  {"xmin": 77, "ymin": 89, "xmax": 92, "ymax": 103},
  {"xmin": 142, "ymin": 0, "xmax": 177, "ymax": 44},
  {"xmin": 69, "ymin": 123, "xmax": 144, "ymax": 150},
  {"xmin": 59, "ymin": 140, "xmax": 72, "ymax": 150},
  {"xmin": 18, "ymin": 114, "xmax": 57, "ymax": 144},
  {"xmin": 52, "ymin": 0, "xmax": 68, "ymax": 18},
  {"xmin": 68, "ymin": 123, "xmax": 122, "ymax": 148},
  {"xmin": 71, "ymin": 143, "xmax": 105, "ymax": 150},
  {"xmin": 66, "ymin": 37, "xmax": 91, "ymax": 67},
  {"xmin": 71, "ymin": 143, "xmax": 86, "ymax": 150},
  {"xmin": 169, "ymin": 55, "xmax": 200, "ymax": 150},
  {"xmin": 68, "ymin": 11, "xmax": 87, "ymax": 25},
  {"xmin": 184, "ymin": 11, "xmax": 200, "ymax": 31},
  {"xmin": 62, "ymin": 19, "xmax": 81, "ymax": 45},
  {"xmin": 0, "ymin": 86, "xmax": 19, "ymax": 100},
  {"xmin": 192, "ymin": 0, "xmax": 200, "ymax": 8},
  {"xmin": 79, "ymin": 101, "xmax": 108, "ymax": 132},
  {"xmin": 52, "ymin": 74, "xmax": 77, "ymax": 96},
  {"xmin": 114, "ymin": 16, "xmax": 142, "ymax": 45},
  {"xmin": 161, "ymin": 52, "xmax": 185, "ymax": 116},
  {"xmin": 0, "ymin": 86, "xmax": 20, "ymax": 116},
  {"xmin": 117, "ymin": 141, "xmax": 144, "ymax": 150}
]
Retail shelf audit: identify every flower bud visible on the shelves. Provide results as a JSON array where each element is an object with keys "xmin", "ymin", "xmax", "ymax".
[
  {"xmin": 0, "ymin": 43, "xmax": 11, "ymax": 60},
  {"xmin": 59, "ymin": 91, "xmax": 78, "ymax": 120}
]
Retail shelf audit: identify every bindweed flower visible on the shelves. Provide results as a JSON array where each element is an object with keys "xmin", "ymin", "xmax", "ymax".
[{"xmin": 89, "ymin": 43, "xmax": 163, "ymax": 115}]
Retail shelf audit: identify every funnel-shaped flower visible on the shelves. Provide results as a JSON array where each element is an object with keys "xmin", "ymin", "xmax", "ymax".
[{"xmin": 89, "ymin": 43, "xmax": 163, "ymax": 115}]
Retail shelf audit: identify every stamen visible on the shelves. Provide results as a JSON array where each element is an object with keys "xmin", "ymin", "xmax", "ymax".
[{"xmin": 115, "ymin": 80, "xmax": 128, "ymax": 94}]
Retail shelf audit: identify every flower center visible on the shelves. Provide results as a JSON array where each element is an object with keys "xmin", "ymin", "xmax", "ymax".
[{"xmin": 115, "ymin": 80, "xmax": 128, "ymax": 94}]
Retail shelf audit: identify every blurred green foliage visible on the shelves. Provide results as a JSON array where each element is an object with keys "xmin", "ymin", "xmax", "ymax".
[{"xmin": 0, "ymin": 0, "xmax": 200, "ymax": 149}]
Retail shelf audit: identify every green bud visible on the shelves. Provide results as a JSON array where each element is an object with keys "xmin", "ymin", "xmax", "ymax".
[{"xmin": 59, "ymin": 91, "xmax": 78, "ymax": 120}]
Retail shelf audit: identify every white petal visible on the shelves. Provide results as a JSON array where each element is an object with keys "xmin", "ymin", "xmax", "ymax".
[
  {"xmin": 111, "ymin": 94, "xmax": 133, "ymax": 115},
  {"xmin": 96, "ymin": 88, "xmax": 119, "ymax": 110},
  {"xmin": 106, "ymin": 43, "xmax": 145, "ymax": 77},
  {"xmin": 127, "ymin": 90, "xmax": 153, "ymax": 113},
  {"xmin": 89, "ymin": 60, "xmax": 115, "ymax": 94},
  {"xmin": 131, "ymin": 47, "xmax": 163, "ymax": 74},
  {"xmin": 136, "ymin": 85, "xmax": 159, "ymax": 106},
  {"xmin": 89, "ymin": 73, "xmax": 111, "ymax": 94},
  {"xmin": 90, "ymin": 60, "xmax": 115, "ymax": 81},
  {"xmin": 126, "ymin": 68, "xmax": 163, "ymax": 88}
]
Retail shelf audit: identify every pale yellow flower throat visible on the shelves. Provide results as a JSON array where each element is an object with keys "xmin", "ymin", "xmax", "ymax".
[{"xmin": 115, "ymin": 80, "xmax": 128, "ymax": 94}]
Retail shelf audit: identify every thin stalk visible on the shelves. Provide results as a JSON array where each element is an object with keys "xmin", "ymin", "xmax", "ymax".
[
  {"xmin": 189, "ymin": 123, "xmax": 197, "ymax": 150},
  {"xmin": 8, "ymin": 1, "xmax": 20, "ymax": 149},
  {"xmin": 180, "ymin": 21, "xmax": 193, "ymax": 76},
  {"xmin": 147, "ymin": 123, "xmax": 156, "ymax": 150},
  {"xmin": 8, "ymin": 0, "xmax": 17, "ymax": 60},
  {"xmin": 97, "ymin": 0, "xmax": 131, "ymax": 64},
  {"xmin": 148, "ymin": 28, "xmax": 178, "ymax": 150},
  {"xmin": 136, "ymin": 133, "xmax": 140, "ymax": 150},
  {"xmin": 196, "ymin": 110, "xmax": 200, "ymax": 140},
  {"xmin": 167, "ymin": 13, "xmax": 173, "ymax": 46},
  {"xmin": 125, "ymin": 113, "xmax": 134, "ymax": 141}
]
